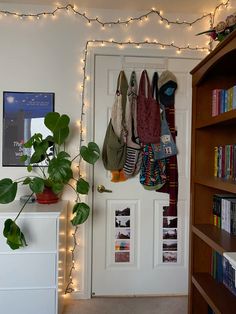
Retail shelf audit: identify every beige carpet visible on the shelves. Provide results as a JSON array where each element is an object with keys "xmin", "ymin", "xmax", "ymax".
[{"xmin": 63, "ymin": 296, "xmax": 188, "ymax": 314}]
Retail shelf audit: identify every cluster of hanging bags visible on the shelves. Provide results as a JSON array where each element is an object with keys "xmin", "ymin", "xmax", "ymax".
[
  {"xmin": 102, "ymin": 69, "xmax": 178, "ymax": 190},
  {"xmin": 102, "ymin": 70, "xmax": 142, "ymax": 182}
]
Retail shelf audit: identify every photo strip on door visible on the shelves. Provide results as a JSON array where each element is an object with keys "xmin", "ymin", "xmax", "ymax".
[
  {"xmin": 162, "ymin": 206, "xmax": 178, "ymax": 263},
  {"xmin": 114, "ymin": 207, "xmax": 131, "ymax": 263}
]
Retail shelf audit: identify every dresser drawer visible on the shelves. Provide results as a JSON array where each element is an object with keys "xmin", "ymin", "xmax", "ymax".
[
  {"xmin": 0, "ymin": 253, "xmax": 56, "ymax": 288},
  {"xmin": 0, "ymin": 289, "xmax": 56, "ymax": 314},
  {"xmin": 0, "ymin": 217, "xmax": 57, "ymax": 252}
]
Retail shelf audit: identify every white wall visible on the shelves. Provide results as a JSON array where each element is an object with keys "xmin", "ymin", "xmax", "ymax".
[{"xmin": 0, "ymin": 2, "xmax": 233, "ymax": 298}]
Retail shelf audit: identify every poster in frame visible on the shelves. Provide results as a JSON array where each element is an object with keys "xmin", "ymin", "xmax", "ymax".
[{"xmin": 2, "ymin": 91, "xmax": 54, "ymax": 166}]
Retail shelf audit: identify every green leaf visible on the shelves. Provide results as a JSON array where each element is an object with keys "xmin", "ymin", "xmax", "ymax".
[
  {"xmin": 48, "ymin": 152, "xmax": 73, "ymax": 183},
  {"xmin": 51, "ymin": 182, "xmax": 64, "ymax": 194},
  {"xmin": 80, "ymin": 142, "xmax": 100, "ymax": 165},
  {"xmin": 44, "ymin": 112, "xmax": 70, "ymax": 145},
  {"xmin": 30, "ymin": 140, "xmax": 49, "ymax": 164},
  {"xmin": 19, "ymin": 155, "xmax": 28, "ymax": 162},
  {"xmin": 0, "ymin": 179, "xmax": 17, "ymax": 204},
  {"xmin": 23, "ymin": 177, "xmax": 32, "ymax": 185},
  {"xmin": 3, "ymin": 219, "xmax": 12, "ymax": 238},
  {"xmin": 23, "ymin": 133, "xmax": 42, "ymax": 148},
  {"xmin": 45, "ymin": 135, "xmax": 54, "ymax": 147},
  {"xmin": 3, "ymin": 219, "xmax": 27, "ymax": 250},
  {"xmin": 29, "ymin": 177, "xmax": 45, "ymax": 193},
  {"xmin": 76, "ymin": 178, "xmax": 90, "ymax": 195},
  {"xmin": 27, "ymin": 165, "xmax": 32, "ymax": 172},
  {"xmin": 71, "ymin": 202, "xmax": 90, "ymax": 225}
]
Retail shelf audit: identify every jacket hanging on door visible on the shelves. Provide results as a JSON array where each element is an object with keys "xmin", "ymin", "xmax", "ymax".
[
  {"xmin": 156, "ymin": 70, "xmax": 178, "ymax": 216},
  {"xmin": 123, "ymin": 71, "xmax": 142, "ymax": 178},
  {"xmin": 102, "ymin": 71, "xmax": 128, "ymax": 182}
]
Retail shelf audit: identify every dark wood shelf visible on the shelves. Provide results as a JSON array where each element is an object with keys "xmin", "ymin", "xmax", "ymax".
[
  {"xmin": 194, "ymin": 176, "xmax": 236, "ymax": 193},
  {"xmin": 192, "ymin": 273, "xmax": 236, "ymax": 314},
  {"xmin": 189, "ymin": 28, "xmax": 236, "ymax": 314},
  {"xmin": 192, "ymin": 224, "xmax": 236, "ymax": 254},
  {"xmin": 196, "ymin": 110, "xmax": 236, "ymax": 129}
]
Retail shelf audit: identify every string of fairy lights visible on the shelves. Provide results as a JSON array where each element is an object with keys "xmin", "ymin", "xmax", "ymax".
[
  {"xmin": 0, "ymin": 0, "xmax": 230, "ymax": 28},
  {"xmin": 0, "ymin": 0, "xmax": 231, "ymax": 295}
]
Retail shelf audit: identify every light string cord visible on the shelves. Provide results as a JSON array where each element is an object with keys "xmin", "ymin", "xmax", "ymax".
[
  {"xmin": 65, "ymin": 41, "xmax": 89, "ymax": 295},
  {"xmin": 0, "ymin": 1, "xmax": 230, "ymax": 28},
  {"xmin": 88, "ymin": 39, "xmax": 208, "ymax": 51}
]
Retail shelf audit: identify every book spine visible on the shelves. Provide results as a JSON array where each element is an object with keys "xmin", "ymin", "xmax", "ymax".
[
  {"xmin": 233, "ymin": 86, "xmax": 236, "ymax": 110},
  {"xmin": 234, "ymin": 144, "xmax": 236, "ymax": 181},
  {"xmin": 220, "ymin": 90, "xmax": 224, "ymax": 113},
  {"xmin": 221, "ymin": 199, "xmax": 226, "ymax": 231},
  {"xmin": 212, "ymin": 89, "xmax": 217, "ymax": 116},
  {"xmin": 231, "ymin": 202, "xmax": 236, "ymax": 235},
  {"xmin": 218, "ymin": 146, "xmax": 223, "ymax": 178},
  {"xmin": 224, "ymin": 90, "xmax": 228, "ymax": 113},
  {"xmin": 222, "ymin": 145, "xmax": 225, "ymax": 179},
  {"xmin": 214, "ymin": 147, "xmax": 218, "ymax": 177},
  {"xmin": 228, "ymin": 87, "xmax": 233, "ymax": 111},
  {"xmin": 223, "ymin": 257, "xmax": 236, "ymax": 296}
]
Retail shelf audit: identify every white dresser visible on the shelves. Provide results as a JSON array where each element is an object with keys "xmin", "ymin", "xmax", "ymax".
[{"xmin": 0, "ymin": 200, "xmax": 68, "ymax": 314}]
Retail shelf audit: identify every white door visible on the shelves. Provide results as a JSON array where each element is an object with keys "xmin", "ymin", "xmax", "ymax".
[{"xmin": 92, "ymin": 53, "xmax": 199, "ymax": 296}]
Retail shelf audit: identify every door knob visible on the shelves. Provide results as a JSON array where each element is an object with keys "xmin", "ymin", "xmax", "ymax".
[{"xmin": 97, "ymin": 185, "xmax": 112, "ymax": 193}]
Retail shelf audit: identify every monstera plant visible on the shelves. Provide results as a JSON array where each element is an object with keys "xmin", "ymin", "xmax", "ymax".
[{"xmin": 0, "ymin": 112, "xmax": 100, "ymax": 250}]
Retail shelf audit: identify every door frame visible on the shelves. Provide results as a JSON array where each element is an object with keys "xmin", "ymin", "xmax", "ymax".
[{"xmin": 78, "ymin": 46, "xmax": 204, "ymax": 299}]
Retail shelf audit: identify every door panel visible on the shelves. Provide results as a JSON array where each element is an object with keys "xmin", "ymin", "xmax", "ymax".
[{"xmin": 92, "ymin": 54, "xmax": 199, "ymax": 296}]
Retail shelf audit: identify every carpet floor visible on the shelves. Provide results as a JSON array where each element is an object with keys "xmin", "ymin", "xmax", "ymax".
[{"xmin": 63, "ymin": 296, "xmax": 188, "ymax": 314}]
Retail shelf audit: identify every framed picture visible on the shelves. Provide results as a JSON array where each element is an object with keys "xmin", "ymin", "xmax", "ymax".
[{"xmin": 2, "ymin": 91, "xmax": 54, "ymax": 166}]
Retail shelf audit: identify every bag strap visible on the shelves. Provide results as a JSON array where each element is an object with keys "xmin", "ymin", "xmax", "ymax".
[
  {"xmin": 152, "ymin": 72, "xmax": 159, "ymax": 101},
  {"xmin": 138, "ymin": 70, "xmax": 152, "ymax": 98},
  {"xmin": 116, "ymin": 70, "xmax": 125, "ymax": 94}
]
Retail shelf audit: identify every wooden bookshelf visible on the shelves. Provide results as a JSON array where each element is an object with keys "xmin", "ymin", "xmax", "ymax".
[
  {"xmin": 192, "ymin": 273, "xmax": 236, "ymax": 314},
  {"xmin": 189, "ymin": 30, "xmax": 236, "ymax": 313},
  {"xmin": 192, "ymin": 225, "xmax": 236, "ymax": 254}
]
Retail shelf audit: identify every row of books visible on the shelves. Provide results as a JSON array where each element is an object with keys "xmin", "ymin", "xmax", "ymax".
[
  {"xmin": 208, "ymin": 251, "xmax": 236, "ymax": 314},
  {"xmin": 214, "ymin": 144, "xmax": 236, "ymax": 180},
  {"xmin": 212, "ymin": 251, "xmax": 236, "ymax": 296},
  {"xmin": 212, "ymin": 86, "xmax": 236, "ymax": 116},
  {"xmin": 213, "ymin": 194, "xmax": 236, "ymax": 235}
]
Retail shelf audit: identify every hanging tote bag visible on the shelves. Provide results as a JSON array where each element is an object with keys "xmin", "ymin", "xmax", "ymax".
[
  {"xmin": 102, "ymin": 120, "xmax": 126, "ymax": 171},
  {"xmin": 151, "ymin": 107, "xmax": 177, "ymax": 160},
  {"xmin": 111, "ymin": 71, "xmax": 128, "ymax": 138},
  {"xmin": 102, "ymin": 71, "xmax": 128, "ymax": 172},
  {"xmin": 123, "ymin": 71, "xmax": 142, "ymax": 178},
  {"xmin": 139, "ymin": 144, "xmax": 167, "ymax": 190},
  {"xmin": 137, "ymin": 70, "xmax": 161, "ymax": 144}
]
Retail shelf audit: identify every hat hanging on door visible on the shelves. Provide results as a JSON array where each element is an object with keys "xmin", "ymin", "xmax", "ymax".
[{"xmin": 158, "ymin": 70, "xmax": 177, "ymax": 107}]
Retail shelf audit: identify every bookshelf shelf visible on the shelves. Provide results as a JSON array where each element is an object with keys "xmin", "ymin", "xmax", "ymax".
[
  {"xmin": 189, "ymin": 30, "xmax": 236, "ymax": 313},
  {"xmin": 196, "ymin": 110, "xmax": 236, "ymax": 129},
  {"xmin": 194, "ymin": 177, "xmax": 236, "ymax": 193},
  {"xmin": 192, "ymin": 273, "xmax": 236, "ymax": 314},
  {"xmin": 192, "ymin": 224, "xmax": 236, "ymax": 254}
]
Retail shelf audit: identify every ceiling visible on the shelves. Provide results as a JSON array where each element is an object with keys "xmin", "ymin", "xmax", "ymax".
[{"xmin": 0, "ymin": 0, "xmax": 220, "ymax": 14}]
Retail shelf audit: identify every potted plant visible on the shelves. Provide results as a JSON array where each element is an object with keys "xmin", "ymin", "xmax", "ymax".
[{"xmin": 0, "ymin": 112, "xmax": 100, "ymax": 250}]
